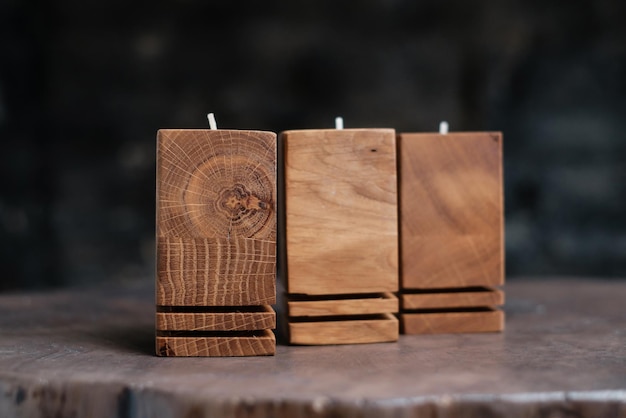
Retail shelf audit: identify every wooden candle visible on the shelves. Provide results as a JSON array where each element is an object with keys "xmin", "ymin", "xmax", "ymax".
[
  {"xmin": 155, "ymin": 124, "xmax": 277, "ymax": 356},
  {"xmin": 282, "ymin": 126, "xmax": 399, "ymax": 345},
  {"xmin": 397, "ymin": 128, "xmax": 505, "ymax": 334}
]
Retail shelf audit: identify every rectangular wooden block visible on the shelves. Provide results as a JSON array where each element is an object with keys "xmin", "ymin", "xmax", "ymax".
[
  {"xmin": 156, "ymin": 129, "xmax": 277, "ymax": 356},
  {"xmin": 401, "ymin": 289, "xmax": 504, "ymax": 310},
  {"xmin": 397, "ymin": 131, "xmax": 504, "ymax": 335},
  {"xmin": 401, "ymin": 310, "xmax": 504, "ymax": 334},
  {"xmin": 156, "ymin": 306, "xmax": 275, "ymax": 331},
  {"xmin": 288, "ymin": 293, "xmax": 398, "ymax": 317},
  {"xmin": 282, "ymin": 128, "xmax": 400, "ymax": 345},
  {"xmin": 156, "ymin": 330, "xmax": 276, "ymax": 357},
  {"xmin": 283, "ymin": 129, "xmax": 399, "ymax": 295},
  {"xmin": 397, "ymin": 132, "xmax": 504, "ymax": 290},
  {"xmin": 289, "ymin": 314, "xmax": 399, "ymax": 345}
]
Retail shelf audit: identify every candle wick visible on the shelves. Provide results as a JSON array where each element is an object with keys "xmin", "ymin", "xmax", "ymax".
[
  {"xmin": 207, "ymin": 113, "xmax": 218, "ymax": 130},
  {"xmin": 439, "ymin": 121, "xmax": 449, "ymax": 134},
  {"xmin": 335, "ymin": 116, "xmax": 344, "ymax": 130}
]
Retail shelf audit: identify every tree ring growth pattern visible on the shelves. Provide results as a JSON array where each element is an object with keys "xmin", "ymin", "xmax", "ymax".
[{"xmin": 158, "ymin": 129, "xmax": 275, "ymax": 241}]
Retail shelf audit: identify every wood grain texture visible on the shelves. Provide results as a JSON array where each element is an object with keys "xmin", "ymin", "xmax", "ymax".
[
  {"xmin": 289, "ymin": 313, "xmax": 398, "ymax": 345},
  {"xmin": 283, "ymin": 129, "xmax": 399, "ymax": 295},
  {"xmin": 156, "ymin": 129, "xmax": 277, "ymax": 356},
  {"xmin": 157, "ymin": 129, "xmax": 276, "ymax": 241},
  {"xmin": 402, "ymin": 289, "xmax": 504, "ymax": 310},
  {"xmin": 156, "ymin": 307, "xmax": 275, "ymax": 331},
  {"xmin": 401, "ymin": 310, "xmax": 504, "ymax": 334},
  {"xmin": 397, "ymin": 132, "xmax": 503, "ymax": 289},
  {"xmin": 156, "ymin": 330, "xmax": 276, "ymax": 356},
  {"xmin": 156, "ymin": 237, "xmax": 276, "ymax": 306},
  {"xmin": 288, "ymin": 293, "xmax": 398, "ymax": 317}
]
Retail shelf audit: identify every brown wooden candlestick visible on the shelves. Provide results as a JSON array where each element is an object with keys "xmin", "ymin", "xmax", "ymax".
[
  {"xmin": 156, "ymin": 129, "xmax": 277, "ymax": 356},
  {"xmin": 397, "ymin": 131, "xmax": 505, "ymax": 334},
  {"xmin": 282, "ymin": 128, "xmax": 399, "ymax": 345}
]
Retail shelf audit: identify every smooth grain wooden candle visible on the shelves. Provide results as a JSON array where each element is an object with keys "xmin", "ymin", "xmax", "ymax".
[
  {"xmin": 156, "ymin": 128, "xmax": 277, "ymax": 356},
  {"xmin": 397, "ymin": 131, "xmax": 505, "ymax": 334},
  {"xmin": 282, "ymin": 128, "xmax": 399, "ymax": 345}
]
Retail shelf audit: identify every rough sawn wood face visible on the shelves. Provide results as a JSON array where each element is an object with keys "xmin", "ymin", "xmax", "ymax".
[{"xmin": 156, "ymin": 129, "xmax": 277, "ymax": 356}]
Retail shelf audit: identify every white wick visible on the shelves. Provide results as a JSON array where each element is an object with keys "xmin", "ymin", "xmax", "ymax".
[
  {"xmin": 335, "ymin": 116, "xmax": 344, "ymax": 130},
  {"xmin": 207, "ymin": 113, "xmax": 218, "ymax": 130},
  {"xmin": 439, "ymin": 121, "xmax": 449, "ymax": 134}
]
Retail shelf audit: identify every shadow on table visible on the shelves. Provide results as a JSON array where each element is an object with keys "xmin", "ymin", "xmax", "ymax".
[{"xmin": 95, "ymin": 324, "xmax": 155, "ymax": 356}]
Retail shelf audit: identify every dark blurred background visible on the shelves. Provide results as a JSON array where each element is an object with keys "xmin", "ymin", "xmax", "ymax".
[{"xmin": 1, "ymin": 1, "xmax": 625, "ymax": 290}]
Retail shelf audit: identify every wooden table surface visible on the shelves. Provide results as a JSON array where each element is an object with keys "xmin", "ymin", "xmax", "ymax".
[{"xmin": 0, "ymin": 279, "xmax": 624, "ymax": 418}]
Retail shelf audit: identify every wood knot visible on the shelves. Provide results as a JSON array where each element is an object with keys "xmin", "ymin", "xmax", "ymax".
[
  {"xmin": 159, "ymin": 342, "xmax": 174, "ymax": 356},
  {"xmin": 219, "ymin": 184, "xmax": 268, "ymax": 222}
]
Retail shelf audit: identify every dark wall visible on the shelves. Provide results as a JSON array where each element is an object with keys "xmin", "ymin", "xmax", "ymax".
[{"xmin": 1, "ymin": 0, "xmax": 625, "ymax": 290}]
